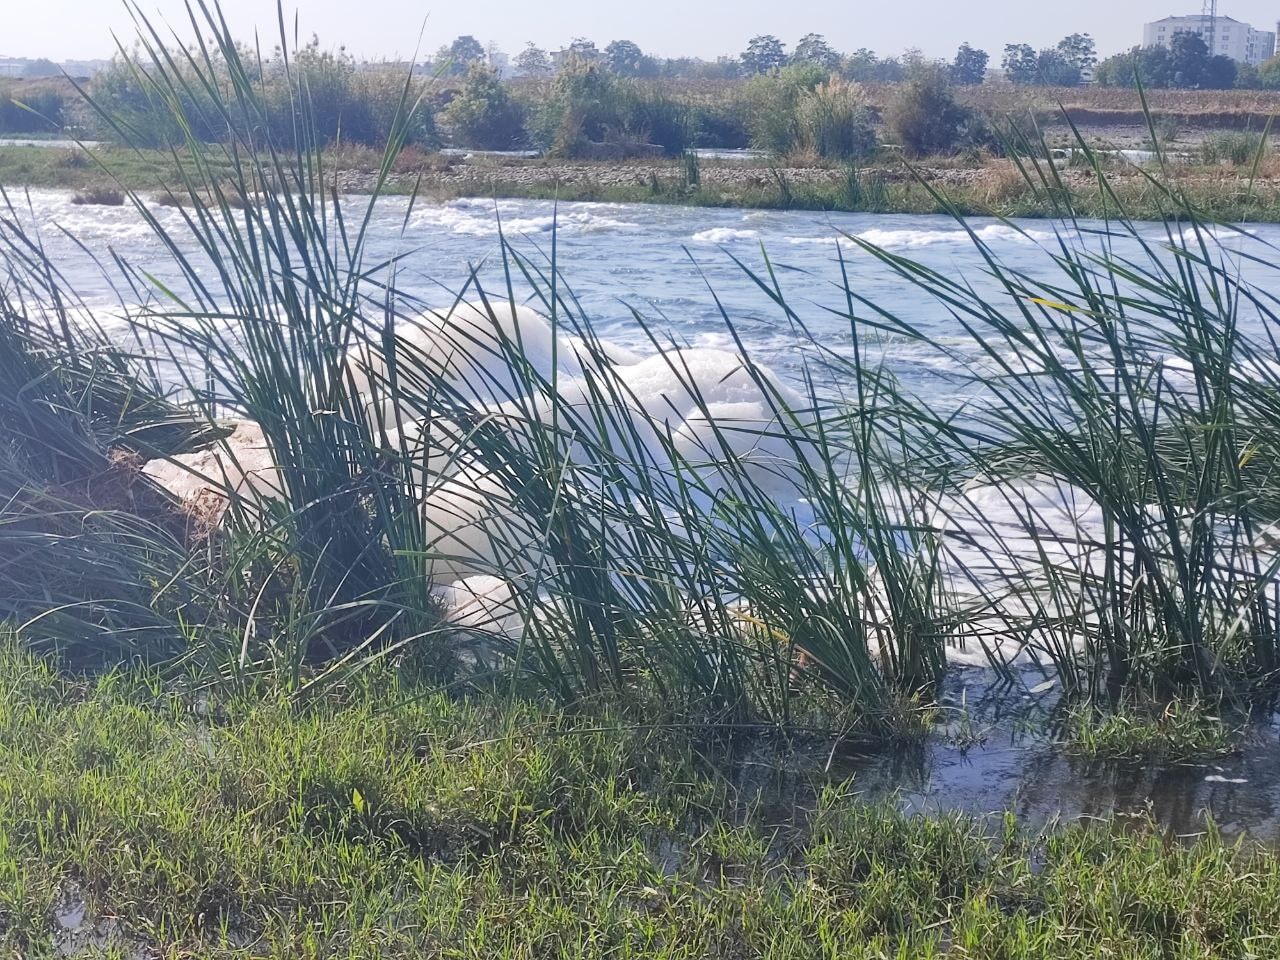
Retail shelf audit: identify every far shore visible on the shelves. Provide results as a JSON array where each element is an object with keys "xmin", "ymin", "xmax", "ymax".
[{"xmin": 7, "ymin": 136, "xmax": 1280, "ymax": 223}]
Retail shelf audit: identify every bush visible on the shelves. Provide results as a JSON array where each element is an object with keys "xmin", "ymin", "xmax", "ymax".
[
  {"xmin": 441, "ymin": 64, "xmax": 526, "ymax": 149},
  {"xmin": 90, "ymin": 43, "xmax": 436, "ymax": 149},
  {"xmin": 527, "ymin": 62, "xmax": 691, "ymax": 157},
  {"xmin": 794, "ymin": 79, "xmax": 876, "ymax": 160},
  {"xmin": 1259, "ymin": 55, "xmax": 1280, "ymax": 90},
  {"xmin": 0, "ymin": 80, "xmax": 67, "ymax": 134},
  {"xmin": 1200, "ymin": 131, "xmax": 1267, "ymax": 166},
  {"xmin": 688, "ymin": 100, "xmax": 749, "ymax": 149},
  {"xmin": 882, "ymin": 64, "xmax": 970, "ymax": 157},
  {"xmin": 743, "ymin": 68, "xmax": 875, "ymax": 161}
]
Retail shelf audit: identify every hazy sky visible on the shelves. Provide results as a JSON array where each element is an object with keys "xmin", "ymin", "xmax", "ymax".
[{"xmin": 7, "ymin": 1, "xmax": 1280, "ymax": 63}]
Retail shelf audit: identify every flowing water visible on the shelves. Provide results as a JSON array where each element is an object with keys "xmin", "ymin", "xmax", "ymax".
[
  {"xmin": 10, "ymin": 190, "xmax": 1279, "ymax": 406},
  {"xmin": 11, "ymin": 190, "xmax": 1280, "ymax": 843}
]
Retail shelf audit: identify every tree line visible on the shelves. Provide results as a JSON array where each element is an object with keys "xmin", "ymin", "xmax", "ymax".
[{"xmin": 434, "ymin": 29, "xmax": 1280, "ymax": 90}]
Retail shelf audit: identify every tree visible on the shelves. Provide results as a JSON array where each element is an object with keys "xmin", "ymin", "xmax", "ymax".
[
  {"xmin": 441, "ymin": 35, "xmax": 486, "ymax": 77},
  {"xmin": 951, "ymin": 43, "xmax": 989, "ymax": 85},
  {"xmin": 1204, "ymin": 54, "xmax": 1238, "ymax": 90},
  {"xmin": 741, "ymin": 35, "xmax": 787, "ymax": 74},
  {"xmin": 1035, "ymin": 49, "xmax": 1082, "ymax": 86},
  {"xmin": 442, "ymin": 63, "xmax": 526, "ymax": 148},
  {"xmin": 792, "ymin": 33, "xmax": 840, "ymax": 70},
  {"xmin": 604, "ymin": 40, "xmax": 646, "ymax": 76},
  {"xmin": 1055, "ymin": 33, "xmax": 1097, "ymax": 72},
  {"xmin": 1236, "ymin": 62, "xmax": 1260, "ymax": 89},
  {"xmin": 1002, "ymin": 44, "xmax": 1039, "ymax": 83},
  {"xmin": 841, "ymin": 48, "xmax": 905, "ymax": 83},
  {"xmin": 1168, "ymin": 32, "xmax": 1225, "ymax": 88},
  {"xmin": 514, "ymin": 43, "xmax": 552, "ymax": 77},
  {"xmin": 1259, "ymin": 55, "xmax": 1280, "ymax": 89},
  {"xmin": 1094, "ymin": 46, "xmax": 1172, "ymax": 88}
]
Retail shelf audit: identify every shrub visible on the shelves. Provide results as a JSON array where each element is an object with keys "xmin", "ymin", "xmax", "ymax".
[
  {"xmin": 882, "ymin": 64, "xmax": 970, "ymax": 157},
  {"xmin": 441, "ymin": 64, "xmax": 526, "ymax": 150},
  {"xmin": 1200, "ymin": 131, "xmax": 1267, "ymax": 167},
  {"xmin": 602, "ymin": 83, "xmax": 691, "ymax": 155},
  {"xmin": 527, "ymin": 62, "xmax": 691, "ymax": 157},
  {"xmin": 90, "ymin": 42, "xmax": 435, "ymax": 149},
  {"xmin": 0, "ymin": 80, "xmax": 67, "ymax": 134},
  {"xmin": 1261, "ymin": 55, "xmax": 1280, "ymax": 90},
  {"xmin": 688, "ymin": 100, "xmax": 749, "ymax": 149},
  {"xmin": 794, "ymin": 79, "xmax": 876, "ymax": 161},
  {"xmin": 743, "ymin": 68, "xmax": 876, "ymax": 161}
]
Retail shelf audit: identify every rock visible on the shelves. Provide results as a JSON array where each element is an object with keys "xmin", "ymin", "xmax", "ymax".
[{"xmin": 142, "ymin": 420, "xmax": 283, "ymax": 524}]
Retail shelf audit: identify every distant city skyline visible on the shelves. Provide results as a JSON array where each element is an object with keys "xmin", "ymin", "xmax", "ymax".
[{"xmin": 6, "ymin": 1, "xmax": 1280, "ymax": 65}]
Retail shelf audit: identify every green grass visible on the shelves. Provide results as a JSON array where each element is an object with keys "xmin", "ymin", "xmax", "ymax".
[
  {"xmin": 0, "ymin": 642, "xmax": 1277, "ymax": 959},
  {"xmin": 1063, "ymin": 700, "xmax": 1245, "ymax": 763}
]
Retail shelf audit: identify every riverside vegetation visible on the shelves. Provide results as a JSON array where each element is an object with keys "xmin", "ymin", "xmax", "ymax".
[
  {"xmin": 7, "ymin": 4, "xmax": 1280, "ymax": 955},
  {"xmin": 11, "ymin": 38, "xmax": 1280, "ymax": 220}
]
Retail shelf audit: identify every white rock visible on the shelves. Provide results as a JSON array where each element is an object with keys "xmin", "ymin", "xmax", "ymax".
[{"xmin": 142, "ymin": 420, "xmax": 283, "ymax": 517}]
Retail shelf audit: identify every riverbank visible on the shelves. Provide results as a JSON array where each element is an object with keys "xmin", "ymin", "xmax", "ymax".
[
  {"xmin": 0, "ymin": 643, "xmax": 1275, "ymax": 959},
  {"xmin": 9, "ymin": 141, "xmax": 1280, "ymax": 222}
]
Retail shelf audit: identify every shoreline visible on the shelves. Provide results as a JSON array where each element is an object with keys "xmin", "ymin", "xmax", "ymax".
[{"xmin": 8, "ymin": 142, "xmax": 1280, "ymax": 223}]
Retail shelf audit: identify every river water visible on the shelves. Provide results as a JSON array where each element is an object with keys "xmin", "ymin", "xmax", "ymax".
[{"xmin": 9, "ymin": 190, "xmax": 1279, "ymax": 407}]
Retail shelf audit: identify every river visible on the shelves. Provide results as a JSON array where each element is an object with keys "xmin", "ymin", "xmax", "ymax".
[{"xmin": 8, "ymin": 190, "xmax": 1278, "ymax": 408}]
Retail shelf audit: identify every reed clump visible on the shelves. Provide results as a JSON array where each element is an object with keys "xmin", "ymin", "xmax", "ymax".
[{"xmin": 5, "ymin": 2, "xmax": 1280, "ymax": 733}]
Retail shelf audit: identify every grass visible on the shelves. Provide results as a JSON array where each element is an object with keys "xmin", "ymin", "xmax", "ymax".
[
  {"xmin": 1199, "ymin": 131, "xmax": 1269, "ymax": 167},
  {"xmin": 1063, "ymin": 700, "xmax": 1244, "ymax": 763},
  {"xmin": 0, "ymin": 641, "xmax": 1278, "ymax": 959}
]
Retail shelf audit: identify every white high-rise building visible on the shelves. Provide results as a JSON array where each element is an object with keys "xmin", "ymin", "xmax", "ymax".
[{"xmin": 1142, "ymin": 14, "xmax": 1276, "ymax": 65}]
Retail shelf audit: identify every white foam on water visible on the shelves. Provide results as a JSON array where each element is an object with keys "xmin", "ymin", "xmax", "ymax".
[
  {"xmin": 691, "ymin": 227, "xmax": 761, "ymax": 243},
  {"xmin": 411, "ymin": 200, "xmax": 639, "ymax": 237},
  {"xmin": 786, "ymin": 223, "xmax": 1057, "ymax": 250}
]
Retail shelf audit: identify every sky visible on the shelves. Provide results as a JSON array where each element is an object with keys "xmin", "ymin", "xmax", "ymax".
[{"xmin": 6, "ymin": 0, "xmax": 1280, "ymax": 63}]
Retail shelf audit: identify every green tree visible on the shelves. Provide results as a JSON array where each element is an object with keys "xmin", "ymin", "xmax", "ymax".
[
  {"xmin": 792, "ymin": 33, "xmax": 840, "ymax": 70},
  {"xmin": 1035, "ymin": 49, "xmax": 1082, "ymax": 86},
  {"xmin": 439, "ymin": 35, "xmax": 485, "ymax": 77},
  {"xmin": 441, "ymin": 63, "xmax": 526, "ymax": 148},
  {"xmin": 1055, "ymin": 33, "xmax": 1097, "ymax": 71},
  {"xmin": 741, "ymin": 35, "xmax": 787, "ymax": 74},
  {"xmin": 951, "ymin": 43, "xmax": 989, "ymax": 85},
  {"xmin": 604, "ymin": 40, "xmax": 646, "ymax": 76},
  {"xmin": 1204, "ymin": 54, "xmax": 1238, "ymax": 89},
  {"xmin": 1002, "ymin": 43, "xmax": 1039, "ymax": 83},
  {"xmin": 1258, "ymin": 54, "xmax": 1280, "ymax": 89},
  {"xmin": 514, "ymin": 43, "xmax": 552, "ymax": 77},
  {"xmin": 1167, "ymin": 33, "xmax": 1235, "ymax": 88},
  {"xmin": 842, "ymin": 48, "xmax": 905, "ymax": 83},
  {"xmin": 1094, "ymin": 46, "xmax": 1173, "ymax": 87},
  {"xmin": 1236, "ymin": 61, "xmax": 1260, "ymax": 88}
]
